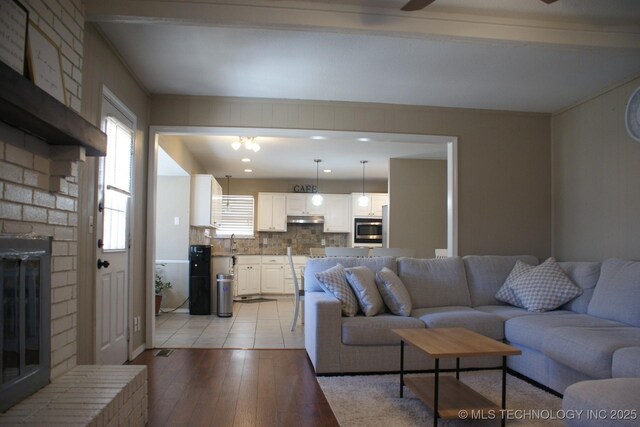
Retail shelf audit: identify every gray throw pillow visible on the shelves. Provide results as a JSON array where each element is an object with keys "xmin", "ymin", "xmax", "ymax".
[
  {"xmin": 510, "ymin": 257, "xmax": 583, "ymax": 312},
  {"xmin": 315, "ymin": 264, "xmax": 359, "ymax": 317},
  {"xmin": 495, "ymin": 260, "xmax": 534, "ymax": 307},
  {"xmin": 345, "ymin": 266, "xmax": 384, "ymax": 316},
  {"xmin": 375, "ymin": 267, "xmax": 412, "ymax": 316}
]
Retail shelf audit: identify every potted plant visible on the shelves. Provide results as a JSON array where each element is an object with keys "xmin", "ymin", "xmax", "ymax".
[{"xmin": 155, "ymin": 264, "xmax": 172, "ymax": 316}]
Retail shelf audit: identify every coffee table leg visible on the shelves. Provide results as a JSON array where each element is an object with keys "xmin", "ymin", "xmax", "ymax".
[
  {"xmin": 434, "ymin": 358, "xmax": 439, "ymax": 427},
  {"xmin": 456, "ymin": 357, "xmax": 460, "ymax": 380},
  {"xmin": 400, "ymin": 340, "xmax": 405, "ymax": 398},
  {"xmin": 501, "ymin": 355, "xmax": 507, "ymax": 427}
]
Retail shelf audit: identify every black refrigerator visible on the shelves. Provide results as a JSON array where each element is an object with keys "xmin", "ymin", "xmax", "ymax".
[{"xmin": 189, "ymin": 245, "xmax": 211, "ymax": 315}]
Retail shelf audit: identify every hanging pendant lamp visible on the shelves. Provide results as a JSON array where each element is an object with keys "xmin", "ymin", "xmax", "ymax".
[
  {"xmin": 311, "ymin": 159, "xmax": 323, "ymax": 206},
  {"xmin": 224, "ymin": 175, "xmax": 232, "ymax": 210},
  {"xmin": 358, "ymin": 160, "xmax": 369, "ymax": 207}
]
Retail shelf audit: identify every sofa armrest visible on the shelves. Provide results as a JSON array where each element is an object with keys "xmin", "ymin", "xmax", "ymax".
[{"xmin": 304, "ymin": 290, "xmax": 342, "ymax": 374}]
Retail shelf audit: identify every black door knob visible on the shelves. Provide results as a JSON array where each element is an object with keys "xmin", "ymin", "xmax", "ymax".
[{"xmin": 97, "ymin": 259, "xmax": 110, "ymax": 269}]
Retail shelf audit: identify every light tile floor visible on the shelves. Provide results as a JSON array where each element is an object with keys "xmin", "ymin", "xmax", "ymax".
[{"xmin": 154, "ymin": 296, "xmax": 304, "ymax": 349}]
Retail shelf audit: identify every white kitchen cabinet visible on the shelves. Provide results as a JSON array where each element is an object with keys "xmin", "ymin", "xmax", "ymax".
[
  {"xmin": 191, "ymin": 174, "xmax": 223, "ymax": 227},
  {"xmin": 235, "ymin": 256, "xmax": 261, "ymax": 296},
  {"xmin": 261, "ymin": 260, "xmax": 285, "ymax": 293},
  {"xmin": 286, "ymin": 194, "xmax": 325, "ymax": 216},
  {"xmin": 323, "ymin": 194, "xmax": 351, "ymax": 233},
  {"xmin": 352, "ymin": 193, "xmax": 388, "ymax": 217},
  {"xmin": 257, "ymin": 193, "xmax": 287, "ymax": 232}
]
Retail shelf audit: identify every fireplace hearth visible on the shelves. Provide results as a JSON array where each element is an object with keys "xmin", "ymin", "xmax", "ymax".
[{"xmin": 0, "ymin": 236, "xmax": 51, "ymax": 413}]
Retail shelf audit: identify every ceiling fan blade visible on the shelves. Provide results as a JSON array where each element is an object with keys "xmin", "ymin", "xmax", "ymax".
[
  {"xmin": 540, "ymin": 0, "xmax": 559, "ymax": 3},
  {"xmin": 401, "ymin": 0, "xmax": 437, "ymax": 12}
]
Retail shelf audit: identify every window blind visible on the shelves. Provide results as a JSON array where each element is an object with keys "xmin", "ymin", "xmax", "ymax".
[{"xmin": 216, "ymin": 195, "xmax": 255, "ymax": 237}]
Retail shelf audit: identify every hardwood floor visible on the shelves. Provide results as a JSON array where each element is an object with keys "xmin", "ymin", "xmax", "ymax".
[{"xmin": 130, "ymin": 349, "xmax": 339, "ymax": 427}]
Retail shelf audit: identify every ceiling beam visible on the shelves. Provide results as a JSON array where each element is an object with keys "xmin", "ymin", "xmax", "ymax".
[{"xmin": 85, "ymin": 0, "xmax": 640, "ymax": 49}]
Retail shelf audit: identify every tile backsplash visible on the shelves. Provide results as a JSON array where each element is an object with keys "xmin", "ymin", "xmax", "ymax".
[{"xmin": 193, "ymin": 224, "xmax": 349, "ymax": 255}]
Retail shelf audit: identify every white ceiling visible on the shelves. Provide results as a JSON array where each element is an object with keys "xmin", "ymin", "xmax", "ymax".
[
  {"xmin": 159, "ymin": 128, "xmax": 450, "ymax": 179},
  {"xmin": 88, "ymin": 0, "xmax": 640, "ymax": 179}
]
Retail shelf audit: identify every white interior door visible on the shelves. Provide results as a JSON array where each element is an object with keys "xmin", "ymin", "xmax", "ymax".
[{"xmin": 96, "ymin": 92, "xmax": 135, "ymax": 365}]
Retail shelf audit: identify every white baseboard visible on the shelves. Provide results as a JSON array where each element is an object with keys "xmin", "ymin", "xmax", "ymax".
[{"xmin": 131, "ymin": 344, "xmax": 146, "ymax": 360}]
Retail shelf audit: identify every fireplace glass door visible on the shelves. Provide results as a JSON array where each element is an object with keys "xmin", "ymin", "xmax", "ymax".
[{"xmin": 0, "ymin": 237, "xmax": 50, "ymax": 413}]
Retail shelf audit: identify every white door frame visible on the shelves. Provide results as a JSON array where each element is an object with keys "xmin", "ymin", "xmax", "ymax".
[
  {"xmin": 100, "ymin": 86, "xmax": 136, "ymax": 362},
  {"xmin": 145, "ymin": 126, "xmax": 458, "ymax": 347}
]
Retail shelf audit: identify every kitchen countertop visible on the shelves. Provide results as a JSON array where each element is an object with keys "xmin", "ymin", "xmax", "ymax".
[{"xmin": 212, "ymin": 252, "xmax": 308, "ymax": 257}]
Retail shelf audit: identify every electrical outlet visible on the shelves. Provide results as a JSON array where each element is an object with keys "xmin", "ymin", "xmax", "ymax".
[
  {"xmin": 321, "ymin": 238, "xmax": 326, "ymax": 246},
  {"xmin": 174, "ymin": 216, "xmax": 180, "ymax": 225},
  {"xmin": 263, "ymin": 237, "xmax": 268, "ymax": 245},
  {"xmin": 133, "ymin": 316, "xmax": 140, "ymax": 332}
]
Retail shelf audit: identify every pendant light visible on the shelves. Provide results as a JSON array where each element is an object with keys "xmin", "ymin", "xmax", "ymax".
[
  {"xmin": 311, "ymin": 159, "xmax": 323, "ymax": 206},
  {"xmin": 358, "ymin": 160, "xmax": 369, "ymax": 207}
]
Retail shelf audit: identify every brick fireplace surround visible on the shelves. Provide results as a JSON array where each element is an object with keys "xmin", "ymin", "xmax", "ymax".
[{"xmin": 1, "ymin": 1, "xmax": 147, "ymax": 423}]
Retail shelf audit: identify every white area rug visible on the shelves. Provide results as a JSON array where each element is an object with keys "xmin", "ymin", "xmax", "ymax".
[{"xmin": 318, "ymin": 370, "xmax": 563, "ymax": 426}]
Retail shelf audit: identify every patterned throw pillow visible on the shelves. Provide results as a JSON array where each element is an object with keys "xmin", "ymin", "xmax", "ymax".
[
  {"xmin": 345, "ymin": 266, "xmax": 384, "ymax": 316},
  {"xmin": 510, "ymin": 257, "xmax": 583, "ymax": 312},
  {"xmin": 375, "ymin": 267, "xmax": 412, "ymax": 316},
  {"xmin": 315, "ymin": 264, "xmax": 359, "ymax": 317},
  {"xmin": 495, "ymin": 260, "xmax": 535, "ymax": 307}
]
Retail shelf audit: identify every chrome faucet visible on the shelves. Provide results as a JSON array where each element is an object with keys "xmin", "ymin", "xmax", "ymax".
[{"xmin": 230, "ymin": 233, "xmax": 238, "ymax": 254}]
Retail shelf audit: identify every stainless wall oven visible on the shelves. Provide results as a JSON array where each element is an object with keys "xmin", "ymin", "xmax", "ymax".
[{"xmin": 353, "ymin": 217, "xmax": 383, "ymax": 245}]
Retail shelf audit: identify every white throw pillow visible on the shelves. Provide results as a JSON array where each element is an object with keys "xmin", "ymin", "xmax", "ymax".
[
  {"xmin": 345, "ymin": 266, "xmax": 385, "ymax": 316},
  {"xmin": 375, "ymin": 267, "xmax": 412, "ymax": 316},
  {"xmin": 495, "ymin": 260, "xmax": 535, "ymax": 307},
  {"xmin": 315, "ymin": 264, "xmax": 359, "ymax": 317},
  {"xmin": 510, "ymin": 257, "xmax": 583, "ymax": 312}
]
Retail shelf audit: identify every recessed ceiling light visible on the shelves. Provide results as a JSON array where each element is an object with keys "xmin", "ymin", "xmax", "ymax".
[
  {"xmin": 244, "ymin": 169, "xmax": 252, "ymax": 173},
  {"xmin": 241, "ymin": 158, "xmax": 251, "ymax": 162},
  {"xmin": 311, "ymin": 136, "xmax": 326, "ymax": 140},
  {"xmin": 323, "ymin": 169, "xmax": 332, "ymax": 173},
  {"xmin": 357, "ymin": 137, "xmax": 371, "ymax": 142}
]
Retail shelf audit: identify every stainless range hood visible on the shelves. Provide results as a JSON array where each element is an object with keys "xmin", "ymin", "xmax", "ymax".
[{"xmin": 287, "ymin": 215, "xmax": 324, "ymax": 224}]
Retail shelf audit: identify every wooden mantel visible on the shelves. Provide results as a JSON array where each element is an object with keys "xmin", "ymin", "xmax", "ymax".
[{"xmin": 0, "ymin": 62, "xmax": 106, "ymax": 156}]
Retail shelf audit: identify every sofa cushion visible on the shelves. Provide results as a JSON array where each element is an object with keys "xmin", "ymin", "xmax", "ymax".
[
  {"xmin": 305, "ymin": 256, "xmax": 396, "ymax": 292},
  {"xmin": 495, "ymin": 260, "xmax": 535, "ymax": 307},
  {"xmin": 412, "ymin": 306, "xmax": 505, "ymax": 340},
  {"xmin": 558, "ymin": 261, "xmax": 601, "ymax": 314},
  {"xmin": 397, "ymin": 257, "xmax": 471, "ymax": 309},
  {"xmin": 510, "ymin": 258, "xmax": 582, "ymax": 312},
  {"xmin": 463, "ymin": 255, "xmax": 538, "ymax": 306},
  {"xmin": 542, "ymin": 327, "xmax": 640, "ymax": 379},
  {"xmin": 341, "ymin": 314, "xmax": 425, "ymax": 345},
  {"xmin": 474, "ymin": 304, "xmax": 533, "ymax": 320},
  {"xmin": 315, "ymin": 264, "xmax": 359, "ymax": 317},
  {"xmin": 563, "ymin": 378, "xmax": 640, "ymax": 427},
  {"xmin": 505, "ymin": 312, "xmax": 624, "ymax": 351},
  {"xmin": 612, "ymin": 347, "xmax": 640, "ymax": 378},
  {"xmin": 375, "ymin": 267, "xmax": 412, "ymax": 316},
  {"xmin": 588, "ymin": 258, "xmax": 640, "ymax": 327},
  {"xmin": 345, "ymin": 266, "xmax": 384, "ymax": 316}
]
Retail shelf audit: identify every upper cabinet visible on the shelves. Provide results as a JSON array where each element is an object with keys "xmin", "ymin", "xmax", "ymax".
[
  {"xmin": 257, "ymin": 193, "xmax": 287, "ymax": 232},
  {"xmin": 286, "ymin": 194, "xmax": 325, "ymax": 216},
  {"xmin": 191, "ymin": 174, "xmax": 222, "ymax": 227},
  {"xmin": 323, "ymin": 194, "xmax": 351, "ymax": 233},
  {"xmin": 352, "ymin": 193, "xmax": 388, "ymax": 217}
]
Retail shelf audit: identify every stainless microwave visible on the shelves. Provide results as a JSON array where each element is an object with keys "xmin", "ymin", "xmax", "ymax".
[{"xmin": 354, "ymin": 217, "xmax": 383, "ymax": 245}]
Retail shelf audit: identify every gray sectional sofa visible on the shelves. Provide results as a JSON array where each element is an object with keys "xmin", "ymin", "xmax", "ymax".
[{"xmin": 303, "ymin": 255, "xmax": 640, "ymax": 410}]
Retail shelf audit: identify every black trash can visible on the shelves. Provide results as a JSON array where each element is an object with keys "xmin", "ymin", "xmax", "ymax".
[{"xmin": 216, "ymin": 274, "xmax": 233, "ymax": 317}]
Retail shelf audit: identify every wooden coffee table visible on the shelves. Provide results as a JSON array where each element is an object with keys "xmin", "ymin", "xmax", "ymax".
[{"xmin": 392, "ymin": 327, "xmax": 521, "ymax": 427}]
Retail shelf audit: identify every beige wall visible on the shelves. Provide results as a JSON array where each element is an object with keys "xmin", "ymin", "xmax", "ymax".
[
  {"xmin": 389, "ymin": 159, "xmax": 446, "ymax": 258},
  {"xmin": 79, "ymin": 24, "xmax": 150, "ymax": 362},
  {"xmin": 159, "ymin": 135, "xmax": 207, "ymax": 174},
  {"xmin": 151, "ymin": 95, "xmax": 551, "ymax": 259},
  {"xmin": 551, "ymin": 76, "xmax": 640, "ymax": 261}
]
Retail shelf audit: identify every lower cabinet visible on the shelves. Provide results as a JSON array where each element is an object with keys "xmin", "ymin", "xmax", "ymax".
[
  {"xmin": 261, "ymin": 264, "xmax": 285, "ymax": 293},
  {"xmin": 236, "ymin": 264, "xmax": 260, "ymax": 296},
  {"xmin": 235, "ymin": 255, "xmax": 306, "ymax": 295}
]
